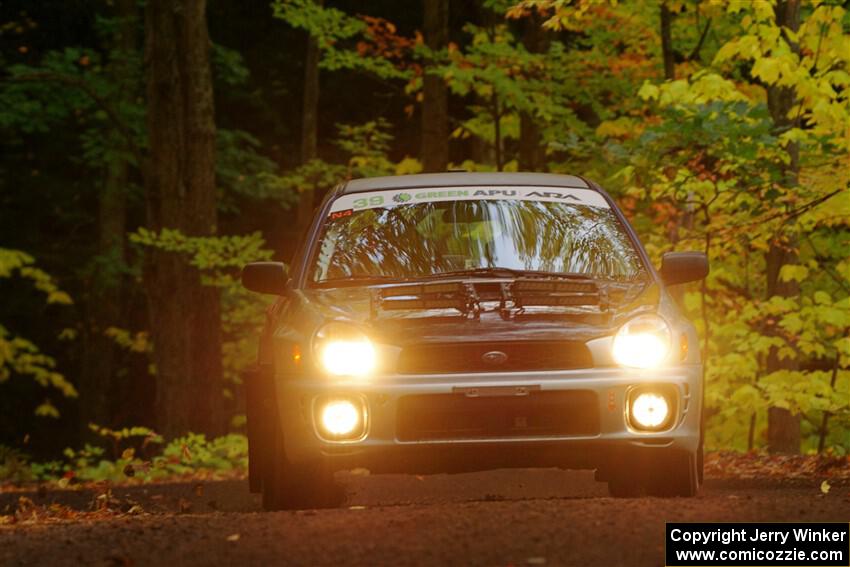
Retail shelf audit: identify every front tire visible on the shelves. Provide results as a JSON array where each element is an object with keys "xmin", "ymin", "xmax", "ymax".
[
  {"xmin": 262, "ymin": 426, "xmax": 343, "ymax": 511},
  {"xmin": 607, "ymin": 449, "xmax": 699, "ymax": 498}
]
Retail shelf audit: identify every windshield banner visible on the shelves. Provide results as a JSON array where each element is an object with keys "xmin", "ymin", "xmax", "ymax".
[{"xmin": 329, "ymin": 185, "xmax": 611, "ymax": 213}]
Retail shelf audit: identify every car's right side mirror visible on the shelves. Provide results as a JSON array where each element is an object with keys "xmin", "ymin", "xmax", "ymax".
[
  {"xmin": 241, "ymin": 262, "xmax": 289, "ymax": 295},
  {"xmin": 659, "ymin": 252, "xmax": 709, "ymax": 286}
]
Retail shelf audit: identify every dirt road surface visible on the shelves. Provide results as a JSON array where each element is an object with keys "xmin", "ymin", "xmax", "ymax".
[{"xmin": 2, "ymin": 470, "xmax": 848, "ymax": 566}]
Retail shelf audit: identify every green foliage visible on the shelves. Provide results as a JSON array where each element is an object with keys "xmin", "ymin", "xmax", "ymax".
[
  {"xmin": 335, "ymin": 118, "xmax": 397, "ymax": 178},
  {"xmin": 272, "ymin": 0, "xmax": 366, "ymax": 49},
  {"xmin": 212, "ymin": 44, "xmax": 251, "ymax": 86},
  {"xmin": 276, "ymin": 119, "xmax": 417, "ymax": 192},
  {"xmin": 0, "ymin": 249, "xmax": 72, "ymax": 305},
  {"xmin": 155, "ymin": 433, "xmax": 248, "ymax": 477},
  {"xmin": 428, "ymin": 21, "xmax": 587, "ymax": 165},
  {"xmin": 611, "ymin": 1, "xmax": 850, "ymax": 453},
  {"xmin": 104, "ymin": 327, "xmax": 151, "ymax": 354},
  {"xmin": 129, "ymin": 229, "xmax": 273, "ymax": 273},
  {"xmin": 217, "ymin": 129, "xmax": 295, "ymax": 211},
  {"xmin": 129, "ymin": 229, "xmax": 275, "ymax": 387},
  {"xmin": 4, "ymin": 432, "xmax": 249, "ymax": 484},
  {"xmin": 277, "ymin": 158, "xmax": 348, "ymax": 195},
  {"xmin": 0, "ymin": 445, "xmax": 33, "ymax": 484},
  {"xmin": 272, "ymin": 0, "xmax": 412, "ymax": 80},
  {"xmin": 0, "ymin": 248, "xmax": 76, "ymax": 417}
]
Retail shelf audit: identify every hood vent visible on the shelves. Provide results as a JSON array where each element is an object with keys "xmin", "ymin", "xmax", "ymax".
[{"xmin": 371, "ymin": 278, "xmax": 604, "ymax": 321}]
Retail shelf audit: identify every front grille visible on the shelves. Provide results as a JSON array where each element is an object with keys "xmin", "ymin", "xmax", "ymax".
[
  {"xmin": 396, "ymin": 391, "xmax": 599, "ymax": 441},
  {"xmin": 396, "ymin": 341, "xmax": 592, "ymax": 374}
]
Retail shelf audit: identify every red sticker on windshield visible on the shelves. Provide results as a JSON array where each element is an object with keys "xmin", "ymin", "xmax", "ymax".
[{"xmin": 329, "ymin": 209, "xmax": 353, "ymax": 219}]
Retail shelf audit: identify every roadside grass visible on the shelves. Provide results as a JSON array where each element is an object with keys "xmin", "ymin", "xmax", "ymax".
[{"xmin": 1, "ymin": 432, "xmax": 248, "ymax": 490}]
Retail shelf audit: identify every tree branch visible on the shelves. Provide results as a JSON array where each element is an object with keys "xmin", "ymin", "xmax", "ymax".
[
  {"xmin": 675, "ymin": 185, "xmax": 847, "ymax": 244},
  {"xmin": 4, "ymin": 72, "xmax": 147, "ymax": 175},
  {"xmin": 687, "ymin": 18, "xmax": 712, "ymax": 62},
  {"xmin": 803, "ymin": 233, "xmax": 850, "ymax": 295}
]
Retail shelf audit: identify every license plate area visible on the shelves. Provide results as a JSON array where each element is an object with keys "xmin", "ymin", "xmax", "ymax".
[{"xmin": 396, "ymin": 390, "xmax": 599, "ymax": 441}]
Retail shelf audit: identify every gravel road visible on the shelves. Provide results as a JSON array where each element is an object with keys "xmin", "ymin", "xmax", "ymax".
[{"xmin": 2, "ymin": 470, "xmax": 847, "ymax": 566}]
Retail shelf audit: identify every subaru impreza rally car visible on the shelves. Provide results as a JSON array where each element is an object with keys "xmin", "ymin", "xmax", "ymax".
[{"xmin": 242, "ymin": 172, "xmax": 709, "ymax": 510}]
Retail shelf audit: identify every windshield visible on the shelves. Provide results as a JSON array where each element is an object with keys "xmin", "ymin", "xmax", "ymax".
[{"xmin": 310, "ymin": 186, "xmax": 646, "ymax": 285}]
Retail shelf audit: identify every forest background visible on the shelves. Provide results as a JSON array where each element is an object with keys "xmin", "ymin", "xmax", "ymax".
[{"xmin": 0, "ymin": 0, "xmax": 848, "ymax": 480}]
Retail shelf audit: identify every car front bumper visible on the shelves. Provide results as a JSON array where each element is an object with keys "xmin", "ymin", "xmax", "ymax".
[{"xmin": 276, "ymin": 366, "xmax": 702, "ymax": 473}]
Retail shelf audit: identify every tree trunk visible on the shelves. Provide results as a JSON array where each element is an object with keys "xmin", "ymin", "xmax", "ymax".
[
  {"xmin": 492, "ymin": 95, "xmax": 503, "ymax": 171},
  {"xmin": 519, "ymin": 13, "xmax": 548, "ymax": 171},
  {"xmin": 78, "ymin": 162, "xmax": 127, "ymax": 434},
  {"xmin": 660, "ymin": 2, "xmax": 676, "ymax": 80},
  {"xmin": 765, "ymin": 0, "xmax": 801, "ymax": 454},
  {"xmin": 817, "ymin": 358, "xmax": 839, "ymax": 453},
  {"xmin": 421, "ymin": 0, "xmax": 449, "ymax": 173},
  {"xmin": 77, "ymin": 0, "xmax": 135, "ymax": 438},
  {"xmin": 296, "ymin": 0, "xmax": 321, "ymax": 236},
  {"xmin": 144, "ymin": 0, "xmax": 223, "ymax": 439}
]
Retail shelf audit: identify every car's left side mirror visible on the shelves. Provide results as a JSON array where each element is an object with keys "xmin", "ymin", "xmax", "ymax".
[
  {"xmin": 659, "ymin": 252, "xmax": 709, "ymax": 286},
  {"xmin": 241, "ymin": 262, "xmax": 289, "ymax": 295}
]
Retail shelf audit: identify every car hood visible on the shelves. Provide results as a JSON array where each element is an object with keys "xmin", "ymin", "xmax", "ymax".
[{"xmin": 293, "ymin": 281, "xmax": 661, "ymax": 346}]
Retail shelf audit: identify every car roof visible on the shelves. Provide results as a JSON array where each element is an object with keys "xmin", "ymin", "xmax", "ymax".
[{"xmin": 342, "ymin": 172, "xmax": 591, "ymax": 194}]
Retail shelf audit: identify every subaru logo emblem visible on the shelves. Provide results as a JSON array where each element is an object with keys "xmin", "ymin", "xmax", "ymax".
[{"xmin": 482, "ymin": 350, "xmax": 508, "ymax": 365}]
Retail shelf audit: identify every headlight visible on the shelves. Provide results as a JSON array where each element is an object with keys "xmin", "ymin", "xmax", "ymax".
[
  {"xmin": 314, "ymin": 322, "xmax": 376, "ymax": 377},
  {"xmin": 612, "ymin": 314, "xmax": 671, "ymax": 368}
]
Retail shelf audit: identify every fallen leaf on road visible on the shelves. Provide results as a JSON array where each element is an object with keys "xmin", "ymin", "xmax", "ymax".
[
  {"xmin": 107, "ymin": 554, "xmax": 132, "ymax": 566},
  {"xmin": 226, "ymin": 533, "xmax": 240, "ymax": 542},
  {"xmin": 705, "ymin": 452, "xmax": 850, "ymax": 481}
]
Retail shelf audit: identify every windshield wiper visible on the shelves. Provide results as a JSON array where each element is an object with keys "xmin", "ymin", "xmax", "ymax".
[
  {"xmin": 316, "ymin": 268, "xmax": 600, "ymax": 287},
  {"xmin": 315, "ymin": 275, "xmax": 407, "ymax": 287},
  {"xmin": 421, "ymin": 267, "xmax": 594, "ymax": 280}
]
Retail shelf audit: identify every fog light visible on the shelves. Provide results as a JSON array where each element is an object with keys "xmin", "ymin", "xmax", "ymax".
[
  {"xmin": 630, "ymin": 392, "xmax": 671, "ymax": 430},
  {"xmin": 316, "ymin": 398, "xmax": 365, "ymax": 440}
]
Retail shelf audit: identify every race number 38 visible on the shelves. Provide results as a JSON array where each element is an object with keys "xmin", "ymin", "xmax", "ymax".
[{"xmin": 353, "ymin": 196, "xmax": 384, "ymax": 208}]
